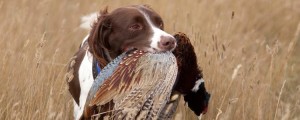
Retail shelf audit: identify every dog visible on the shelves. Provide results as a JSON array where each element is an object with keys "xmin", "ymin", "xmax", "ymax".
[{"xmin": 67, "ymin": 5, "xmax": 177, "ymax": 120}]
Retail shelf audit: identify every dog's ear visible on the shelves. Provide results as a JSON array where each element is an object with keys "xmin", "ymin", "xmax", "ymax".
[{"xmin": 88, "ymin": 7, "xmax": 112, "ymax": 68}]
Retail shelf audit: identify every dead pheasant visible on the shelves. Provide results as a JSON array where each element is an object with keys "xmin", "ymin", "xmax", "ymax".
[{"xmin": 83, "ymin": 32, "xmax": 210, "ymax": 120}]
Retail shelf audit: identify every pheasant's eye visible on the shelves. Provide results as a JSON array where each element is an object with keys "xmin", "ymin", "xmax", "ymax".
[{"xmin": 129, "ymin": 24, "xmax": 143, "ymax": 31}]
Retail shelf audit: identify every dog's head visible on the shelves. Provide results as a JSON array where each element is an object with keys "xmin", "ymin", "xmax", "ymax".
[{"xmin": 88, "ymin": 5, "xmax": 176, "ymax": 67}]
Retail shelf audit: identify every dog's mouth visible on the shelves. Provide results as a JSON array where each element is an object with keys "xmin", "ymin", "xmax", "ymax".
[
  {"xmin": 121, "ymin": 38, "xmax": 177, "ymax": 53},
  {"xmin": 122, "ymin": 41, "xmax": 176, "ymax": 53},
  {"xmin": 123, "ymin": 46, "xmax": 170, "ymax": 53},
  {"xmin": 148, "ymin": 47, "xmax": 176, "ymax": 53},
  {"xmin": 138, "ymin": 47, "xmax": 176, "ymax": 53},
  {"xmin": 135, "ymin": 47, "xmax": 171, "ymax": 53}
]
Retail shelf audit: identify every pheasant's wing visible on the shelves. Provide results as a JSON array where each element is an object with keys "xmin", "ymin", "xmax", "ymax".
[
  {"xmin": 90, "ymin": 50, "xmax": 178, "ymax": 119},
  {"xmin": 89, "ymin": 50, "xmax": 147, "ymax": 106}
]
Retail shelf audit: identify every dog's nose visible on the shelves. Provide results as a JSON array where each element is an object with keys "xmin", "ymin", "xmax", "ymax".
[{"xmin": 158, "ymin": 36, "xmax": 176, "ymax": 51}]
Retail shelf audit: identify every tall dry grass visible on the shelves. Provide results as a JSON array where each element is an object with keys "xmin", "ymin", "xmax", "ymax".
[{"xmin": 0, "ymin": 0, "xmax": 299, "ymax": 120}]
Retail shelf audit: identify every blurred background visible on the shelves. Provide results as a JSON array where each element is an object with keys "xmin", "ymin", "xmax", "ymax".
[{"xmin": 0, "ymin": 0, "xmax": 300, "ymax": 119}]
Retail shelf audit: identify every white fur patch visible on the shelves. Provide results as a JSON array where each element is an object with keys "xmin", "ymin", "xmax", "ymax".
[
  {"xmin": 80, "ymin": 12, "xmax": 98, "ymax": 30},
  {"xmin": 73, "ymin": 99, "xmax": 80, "ymax": 119},
  {"xmin": 137, "ymin": 9, "xmax": 176, "ymax": 52},
  {"xmin": 74, "ymin": 50, "xmax": 94, "ymax": 120},
  {"xmin": 192, "ymin": 78, "xmax": 205, "ymax": 92},
  {"xmin": 81, "ymin": 35, "xmax": 89, "ymax": 47}
]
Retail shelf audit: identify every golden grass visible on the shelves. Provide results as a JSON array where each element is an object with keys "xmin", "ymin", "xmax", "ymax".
[{"xmin": 1, "ymin": 0, "xmax": 300, "ymax": 119}]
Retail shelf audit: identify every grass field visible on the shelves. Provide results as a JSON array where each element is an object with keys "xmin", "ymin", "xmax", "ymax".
[{"xmin": 0, "ymin": 0, "xmax": 300, "ymax": 119}]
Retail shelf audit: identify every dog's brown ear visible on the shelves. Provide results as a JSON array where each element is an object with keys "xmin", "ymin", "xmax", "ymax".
[{"xmin": 88, "ymin": 7, "xmax": 112, "ymax": 68}]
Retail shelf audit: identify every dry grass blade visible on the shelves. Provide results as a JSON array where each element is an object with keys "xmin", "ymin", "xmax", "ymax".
[{"xmin": 274, "ymin": 80, "xmax": 286, "ymax": 120}]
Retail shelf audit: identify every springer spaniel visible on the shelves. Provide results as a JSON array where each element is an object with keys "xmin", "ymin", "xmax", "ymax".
[{"xmin": 67, "ymin": 5, "xmax": 177, "ymax": 120}]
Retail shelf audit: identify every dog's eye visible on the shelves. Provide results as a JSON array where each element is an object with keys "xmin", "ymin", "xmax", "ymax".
[
  {"xmin": 129, "ymin": 24, "xmax": 143, "ymax": 31},
  {"xmin": 154, "ymin": 17, "xmax": 163, "ymax": 29}
]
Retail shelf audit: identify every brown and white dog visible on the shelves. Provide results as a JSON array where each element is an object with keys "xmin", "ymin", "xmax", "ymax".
[{"xmin": 68, "ymin": 5, "xmax": 177, "ymax": 120}]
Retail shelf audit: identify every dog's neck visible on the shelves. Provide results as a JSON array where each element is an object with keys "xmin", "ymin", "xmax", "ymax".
[{"xmin": 95, "ymin": 47, "xmax": 123, "ymax": 68}]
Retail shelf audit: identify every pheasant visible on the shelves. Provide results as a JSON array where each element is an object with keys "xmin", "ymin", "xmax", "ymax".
[{"xmin": 83, "ymin": 33, "xmax": 210, "ymax": 120}]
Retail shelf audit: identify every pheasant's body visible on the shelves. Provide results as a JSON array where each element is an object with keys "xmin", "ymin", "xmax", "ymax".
[{"xmin": 85, "ymin": 50, "xmax": 178, "ymax": 120}]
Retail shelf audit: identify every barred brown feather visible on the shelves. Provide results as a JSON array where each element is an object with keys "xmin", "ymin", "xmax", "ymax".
[{"xmin": 89, "ymin": 50, "xmax": 178, "ymax": 119}]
